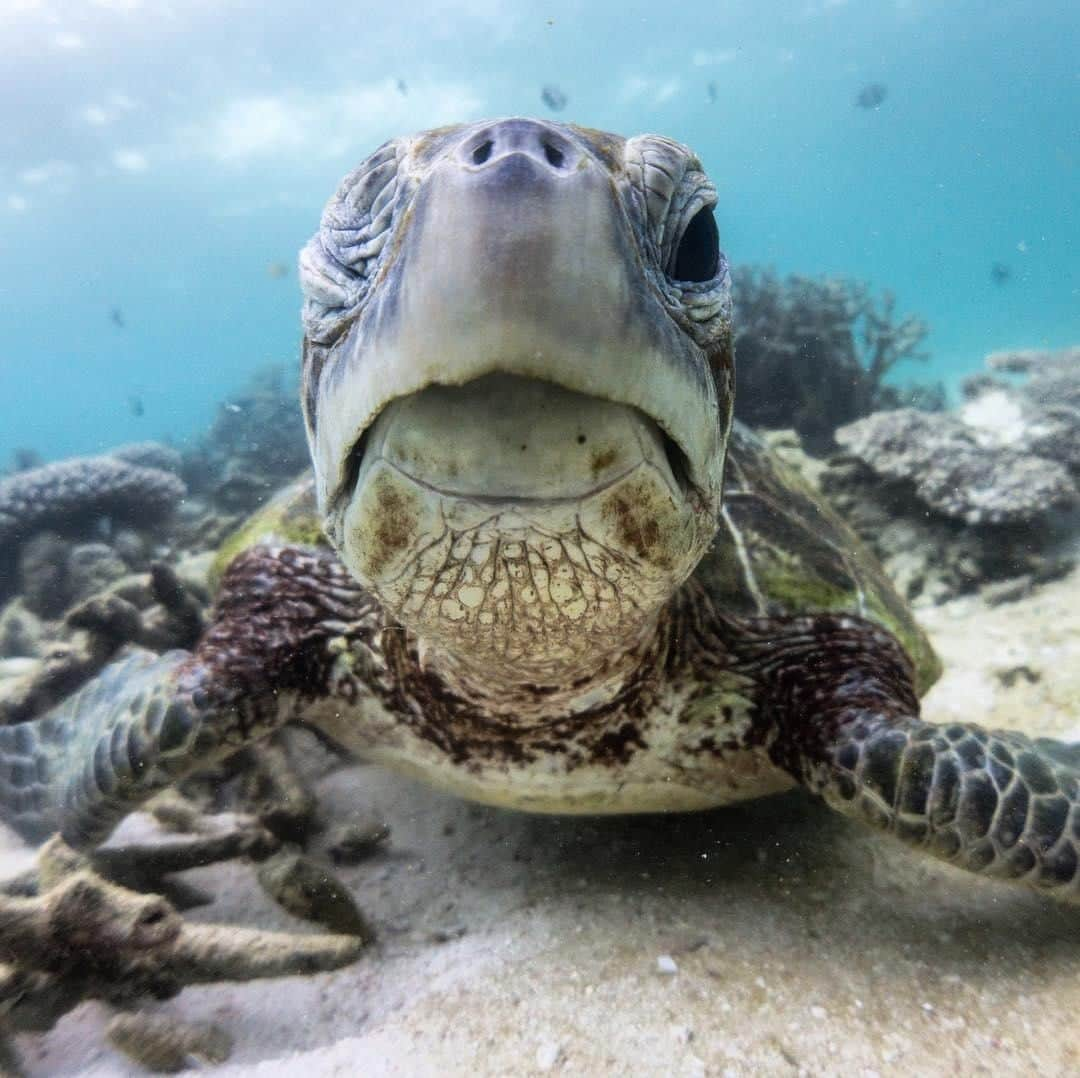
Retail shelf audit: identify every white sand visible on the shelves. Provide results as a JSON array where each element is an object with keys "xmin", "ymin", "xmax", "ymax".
[{"xmin": 8, "ymin": 569, "xmax": 1080, "ymax": 1077}]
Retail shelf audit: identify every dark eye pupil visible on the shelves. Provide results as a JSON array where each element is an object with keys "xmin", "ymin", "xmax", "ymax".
[{"xmin": 672, "ymin": 205, "xmax": 720, "ymax": 283}]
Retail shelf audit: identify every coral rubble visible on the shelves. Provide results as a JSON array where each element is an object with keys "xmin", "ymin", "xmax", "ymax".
[
  {"xmin": 0, "ymin": 835, "xmax": 365, "ymax": 1070},
  {"xmin": 822, "ymin": 346, "xmax": 1080, "ymax": 603},
  {"xmin": 834, "ymin": 408, "xmax": 1076, "ymax": 526}
]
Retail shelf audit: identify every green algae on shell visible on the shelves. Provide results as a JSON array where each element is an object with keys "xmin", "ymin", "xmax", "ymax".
[
  {"xmin": 209, "ymin": 474, "xmax": 328, "ymax": 592},
  {"xmin": 699, "ymin": 423, "xmax": 942, "ymax": 695}
]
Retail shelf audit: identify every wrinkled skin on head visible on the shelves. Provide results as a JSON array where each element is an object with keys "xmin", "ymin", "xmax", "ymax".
[{"xmin": 299, "ymin": 119, "xmax": 734, "ymax": 679}]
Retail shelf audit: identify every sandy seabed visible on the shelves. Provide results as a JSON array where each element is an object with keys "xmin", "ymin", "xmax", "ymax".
[{"xmin": 6, "ymin": 567, "xmax": 1080, "ymax": 1077}]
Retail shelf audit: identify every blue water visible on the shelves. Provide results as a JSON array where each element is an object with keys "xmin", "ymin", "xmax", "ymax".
[{"xmin": 1, "ymin": 0, "xmax": 1076, "ymax": 463}]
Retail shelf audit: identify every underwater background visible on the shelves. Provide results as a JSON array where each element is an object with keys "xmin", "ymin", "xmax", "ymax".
[{"xmin": 1, "ymin": 0, "xmax": 1077, "ymax": 464}]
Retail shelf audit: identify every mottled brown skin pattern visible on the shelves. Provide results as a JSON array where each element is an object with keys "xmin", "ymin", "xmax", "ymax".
[
  {"xmin": 202, "ymin": 549, "xmax": 1080, "ymax": 900},
  {"xmin": 730, "ymin": 615, "xmax": 1080, "ymax": 894},
  {"xmin": 3, "ymin": 541, "xmax": 1080, "ymax": 901}
]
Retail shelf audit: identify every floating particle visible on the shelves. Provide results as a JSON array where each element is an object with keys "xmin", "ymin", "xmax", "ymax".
[
  {"xmin": 541, "ymin": 84, "xmax": 568, "ymax": 111},
  {"xmin": 990, "ymin": 262, "xmax": 1011, "ymax": 285},
  {"xmin": 855, "ymin": 82, "xmax": 887, "ymax": 109}
]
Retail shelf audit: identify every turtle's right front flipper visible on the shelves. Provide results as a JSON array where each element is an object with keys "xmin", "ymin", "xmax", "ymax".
[
  {"xmin": 730, "ymin": 612, "xmax": 1080, "ymax": 902},
  {"xmin": 0, "ymin": 545, "xmax": 371, "ymax": 850}
]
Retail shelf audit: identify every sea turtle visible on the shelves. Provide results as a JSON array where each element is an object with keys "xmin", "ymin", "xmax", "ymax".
[{"xmin": 2, "ymin": 118, "xmax": 1079, "ymax": 912}]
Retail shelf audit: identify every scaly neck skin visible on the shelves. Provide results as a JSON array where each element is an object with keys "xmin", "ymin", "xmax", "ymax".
[{"xmin": 379, "ymin": 597, "xmax": 681, "ymax": 727}]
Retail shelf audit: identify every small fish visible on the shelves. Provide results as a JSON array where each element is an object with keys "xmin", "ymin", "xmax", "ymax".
[
  {"xmin": 855, "ymin": 83, "xmax": 887, "ymax": 109},
  {"xmin": 541, "ymin": 84, "xmax": 567, "ymax": 112},
  {"xmin": 707, "ymin": 81, "xmax": 718, "ymax": 104},
  {"xmin": 396, "ymin": 79, "xmax": 408, "ymax": 96},
  {"xmin": 128, "ymin": 395, "xmax": 145, "ymax": 417},
  {"xmin": 109, "ymin": 307, "xmax": 125, "ymax": 328},
  {"xmin": 990, "ymin": 262, "xmax": 1011, "ymax": 285},
  {"xmin": 267, "ymin": 261, "xmax": 288, "ymax": 279},
  {"xmin": 11, "ymin": 448, "xmax": 41, "ymax": 473}
]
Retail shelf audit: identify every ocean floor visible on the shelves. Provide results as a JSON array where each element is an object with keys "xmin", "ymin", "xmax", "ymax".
[{"xmin": 5, "ymin": 566, "xmax": 1080, "ymax": 1077}]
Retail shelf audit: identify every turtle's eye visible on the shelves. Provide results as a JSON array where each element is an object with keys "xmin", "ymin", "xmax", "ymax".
[{"xmin": 672, "ymin": 204, "xmax": 720, "ymax": 283}]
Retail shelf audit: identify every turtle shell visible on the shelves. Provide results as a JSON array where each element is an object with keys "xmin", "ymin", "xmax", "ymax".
[{"xmin": 695, "ymin": 422, "xmax": 941, "ymax": 694}]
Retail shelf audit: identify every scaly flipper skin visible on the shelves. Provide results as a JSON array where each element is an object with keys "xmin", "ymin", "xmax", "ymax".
[
  {"xmin": 0, "ymin": 546, "xmax": 369, "ymax": 849},
  {"xmin": 730, "ymin": 612, "xmax": 1080, "ymax": 900}
]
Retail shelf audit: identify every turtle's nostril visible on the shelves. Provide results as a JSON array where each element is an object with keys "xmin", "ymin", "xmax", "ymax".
[
  {"xmin": 460, "ymin": 121, "xmax": 579, "ymax": 175},
  {"xmin": 542, "ymin": 141, "xmax": 565, "ymax": 169}
]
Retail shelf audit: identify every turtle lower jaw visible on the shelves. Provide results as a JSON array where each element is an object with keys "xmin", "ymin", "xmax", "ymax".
[
  {"xmin": 331, "ymin": 450, "xmax": 711, "ymax": 681},
  {"xmin": 337, "ymin": 449, "xmax": 709, "ymax": 587},
  {"xmin": 324, "ymin": 373, "xmax": 716, "ymax": 672}
]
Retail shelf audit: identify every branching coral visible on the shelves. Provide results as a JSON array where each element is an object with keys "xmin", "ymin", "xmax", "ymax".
[
  {"xmin": 0, "ymin": 833, "xmax": 366, "ymax": 1071},
  {"xmin": 732, "ymin": 268, "xmax": 932, "ymax": 453},
  {"xmin": 181, "ymin": 366, "xmax": 310, "ymax": 514}
]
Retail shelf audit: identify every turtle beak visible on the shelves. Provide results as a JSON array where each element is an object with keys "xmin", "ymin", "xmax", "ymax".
[{"xmin": 309, "ymin": 117, "xmax": 726, "ymax": 521}]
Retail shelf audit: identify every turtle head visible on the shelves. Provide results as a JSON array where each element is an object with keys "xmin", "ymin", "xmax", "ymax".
[{"xmin": 300, "ymin": 118, "xmax": 733, "ymax": 674}]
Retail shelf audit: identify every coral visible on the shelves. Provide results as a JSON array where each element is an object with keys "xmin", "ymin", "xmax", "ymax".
[
  {"xmin": 980, "ymin": 346, "xmax": 1080, "ymax": 473},
  {"xmin": 822, "ymin": 455, "xmax": 1071, "ymax": 605},
  {"xmin": 182, "ymin": 366, "xmax": 310, "ymax": 515},
  {"xmin": 15, "ymin": 534, "xmax": 70, "ymax": 619},
  {"xmin": 0, "ymin": 629, "xmax": 122, "ymax": 727},
  {"xmin": 0, "ymin": 453, "xmax": 185, "ymax": 552},
  {"xmin": 0, "ymin": 600, "xmax": 43, "ymax": 659},
  {"xmin": 65, "ymin": 542, "xmax": 128, "ymax": 606},
  {"xmin": 233, "ymin": 735, "xmax": 319, "ymax": 842},
  {"xmin": 0, "ymin": 563, "xmax": 212, "ymax": 725},
  {"xmin": 0, "ymin": 835, "xmax": 365, "ymax": 1067},
  {"xmin": 107, "ymin": 1013, "xmax": 233, "ymax": 1072},
  {"xmin": 835, "ymin": 408, "xmax": 1076, "ymax": 526},
  {"xmin": 732, "ymin": 267, "xmax": 933, "ymax": 453},
  {"xmin": 823, "ymin": 376, "xmax": 1079, "ymax": 604},
  {"xmin": 256, "ymin": 849, "xmax": 374, "ymax": 939},
  {"xmin": 0, "ymin": 451, "xmax": 186, "ymax": 611},
  {"xmin": 109, "ymin": 442, "xmax": 184, "ymax": 475}
]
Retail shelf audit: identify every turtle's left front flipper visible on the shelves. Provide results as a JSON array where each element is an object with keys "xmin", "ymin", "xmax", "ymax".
[
  {"xmin": 0, "ymin": 545, "xmax": 370, "ymax": 850},
  {"xmin": 733, "ymin": 613, "xmax": 1080, "ymax": 902}
]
